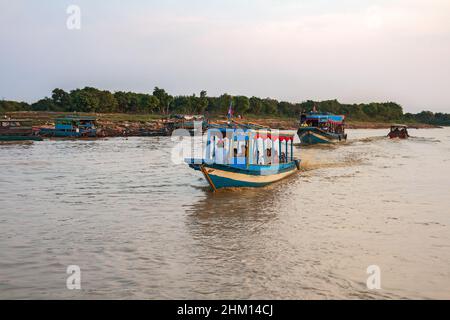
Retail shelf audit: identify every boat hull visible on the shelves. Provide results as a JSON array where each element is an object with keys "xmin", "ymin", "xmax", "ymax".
[
  {"xmin": 207, "ymin": 166, "xmax": 298, "ymax": 188},
  {"xmin": 297, "ymin": 128, "xmax": 346, "ymax": 145},
  {"xmin": 0, "ymin": 135, "xmax": 43, "ymax": 141},
  {"xmin": 388, "ymin": 132, "xmax": 409, "ymax": 139},
  {"xmin": 39, "ymin": 128, "xmax": 97, "ymax": 138},
  {"xmin": 187, "ymin": 161, "xmax": 300, "ymax": 190}
]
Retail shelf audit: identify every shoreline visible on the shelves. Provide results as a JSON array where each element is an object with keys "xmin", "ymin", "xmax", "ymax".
[{"xmin": 3, "ymin": 111, "xmax": 440, "ymax": 138}]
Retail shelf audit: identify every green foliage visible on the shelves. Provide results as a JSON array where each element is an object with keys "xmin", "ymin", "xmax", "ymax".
[
  {"xmin": 411, "ymin": 111, "xmax": 450, "ymax": 126},
  {"xmin": 3, "ymin": 87, "xmax": 449, "ymax": 125},
  {"xmin": 262, "ymin": 98, "xmax": 278, "ymax": 115},
  {"xmin": 153, "ymin": 87, "xmax": 173, "ymax": 114},
  {"xmin": 31, "ymin": 98, "xmax": 58, "ymax": 111},
  {"xmin": 0, "ymin": 100, "xmax": 30, "ymax": 113},
  {"xmin": 171, "ymin": 91, "xmax": 208, "ymax": 114},
  {"xmin": 296, "ymin": 100, "xmax": 405, "ymax": 122},
  {"xmin": 233, "ymin": 96, "xmax": 250, "ymax": 115},
  {"xmin": 249, "ymin": 97, "xmax": 263, "ymax": 114}
]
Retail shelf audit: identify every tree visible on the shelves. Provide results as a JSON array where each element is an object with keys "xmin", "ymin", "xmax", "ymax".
[
  {"xmin": 51, "ymin": 88, "xmax": 71, "ymax": 111},
  {"xmin": 153, "ymin": 87, "xmax": 172, "ymax": 114},
  {"xmin": 278, "ymin": 101, "xmax": 296, "ymax": 117},
  {"xmin": 69, "ymin": 87, "xmax": 118, "ymax": 112},
  {"xmin": 98, "ymin": 90, "xmax": 118, "ymax": 113},
  {"xmin": 0, "ymin": 100, "xmax": 30, "ymax": 112},
  {"xmin": 198, "ymin": 90, "xmax": 208, "ymax": 114},
  {"xmin": 249, "ymin": 97, "xmax": 263, "ymax": 114},
  {"xmin": 262, "ymin": 98, "xmax": 278, "ymax": 115},
  {"xmin": 217, "ymin": 94, "xmax": 233, "ymax": 115},
  {"xmin": 31, "ymin": 98, "xmax": 57, "ymax": 111},
  {"xmin": 234, "ymin": 96, "xmax": 250, "ymax": 115},
  {"xmin": 138, "ymin": 94, "xmax": 159, "ymax": 113}
]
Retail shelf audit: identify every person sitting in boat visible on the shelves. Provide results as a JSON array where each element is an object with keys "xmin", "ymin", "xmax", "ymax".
[
  {"xmin": 280, "ymin": 152, "xmax": 286, "ymax": 163},
  {"xmin": 273, "ymin": 149, "xmax": 279, "ymax": 164},
  {"xmin": 240, "ymin": 145, "xmax": 246, "ymax": 157},
  {"xmin": 266, "ymin": 149, "xmax": 272, "ymax": 165},
  {"xmin": 400, "ymin": 128, "xmax": 409, "ymax": 138}
]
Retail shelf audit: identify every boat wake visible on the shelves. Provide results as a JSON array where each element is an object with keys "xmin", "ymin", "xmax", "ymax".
[{"xmin": 299, "ymin": 154, "xmax": 363, "ymax": 172}]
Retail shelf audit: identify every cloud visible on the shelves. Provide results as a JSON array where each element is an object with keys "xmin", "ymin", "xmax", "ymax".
[{"xmin": 0, "ymin": 0, "xmax": 449, "ymax": 111}]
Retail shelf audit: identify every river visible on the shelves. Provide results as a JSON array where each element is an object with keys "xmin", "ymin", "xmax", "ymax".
[{"xmin": 0, "ymin": 128, "xmax": 449, "ymax": 299}]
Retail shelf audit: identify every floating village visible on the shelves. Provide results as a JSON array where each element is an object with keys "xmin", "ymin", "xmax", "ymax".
[{"xmin": 0, "ymin": 107, "xmax": 411, "ymax": 192}]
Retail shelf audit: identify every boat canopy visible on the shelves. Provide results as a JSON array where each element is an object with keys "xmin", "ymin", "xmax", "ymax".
[
  {"xmin": 208, "ymin": 127, "xmax": 295, "ymax": 141},
  {"xmin": 204, "ymin": 126, "xmax": 296, "ymax": 167},
  {"xmin": 390, "ymin": 124, "xmax": 408, "ymax": 128},
  {"xmin": 305, "ymin": 114, "xmax": 345, "ymax": 124}
]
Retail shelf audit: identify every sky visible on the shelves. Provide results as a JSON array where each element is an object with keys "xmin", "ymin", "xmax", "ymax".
[{"xmin": 0, "ymin": 0, "xmax": 449, "ymax": 113}]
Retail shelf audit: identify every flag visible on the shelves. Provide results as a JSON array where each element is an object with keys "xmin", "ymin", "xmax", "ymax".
[{"xmin": 227, "ymin": 100, "xmax": 233, "ymax": 119}]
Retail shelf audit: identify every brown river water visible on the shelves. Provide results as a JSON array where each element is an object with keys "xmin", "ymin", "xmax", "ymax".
[{"xmin": 0, "ymin": 128, "xmax": 449, "ymax": 299}]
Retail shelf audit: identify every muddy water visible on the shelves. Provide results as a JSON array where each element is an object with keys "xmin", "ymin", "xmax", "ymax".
[{"xmin": 0, "ymin": 128, "xmax": 449, "ymax": 299}]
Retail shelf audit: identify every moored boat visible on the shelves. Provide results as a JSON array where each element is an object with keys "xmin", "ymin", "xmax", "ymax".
[
  {"xmin": 0, "ymin": 119, "xmax": 43, "ymax": 141},
  {"xmin": 39, "ymin": 115, "xmax": 97, "ymax": 137},
  {"xmin": 297, "ymin": 112, "xmax": 346, "ymax": 145},
  {"xmin": 185, "ymin": 124, "xmax": 300, "ymax": 191}
]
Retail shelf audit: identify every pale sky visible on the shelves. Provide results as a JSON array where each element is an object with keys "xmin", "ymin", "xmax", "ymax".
[{"xmin": 1, "ymin": 0, "xmax": 449, "ymax": 112}]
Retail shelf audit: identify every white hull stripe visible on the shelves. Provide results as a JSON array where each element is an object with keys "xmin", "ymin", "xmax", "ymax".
[{"xmin": 206, "ymin": 166, "xmax": 298, "ymax": 184}]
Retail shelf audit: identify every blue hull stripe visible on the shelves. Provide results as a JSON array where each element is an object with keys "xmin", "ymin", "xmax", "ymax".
[
  {"xmin": 209, "ymin": 175, "xmax": 270, "ymax": 188},
  {"xmin": 298, "ymin": 129, "xmax": 345, "ymax": 145}
]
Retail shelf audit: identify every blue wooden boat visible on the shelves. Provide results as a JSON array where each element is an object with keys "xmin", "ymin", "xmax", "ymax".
[
  {"xmin": 0, "ymin": 119, "xmax": 43, "ymax": 141},
  {"xmin": 297, "ymin": 112, "xmax": 347, "ymax": 145},
  {"xmin": 185, "ymin": 124, "xmax": 300, "ymax": 191},
  {"xmin": 39, "ymin": 116, "xmax": 97, "ymax": 137}
]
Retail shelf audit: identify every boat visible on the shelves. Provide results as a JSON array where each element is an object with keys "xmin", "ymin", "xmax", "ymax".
[
  {"xmin": 185, "ymin": 123, "xmax": 301, "ymax": 191},
  {"xmin": 388, "ymin": 124, "xmax": 409, "ymax": 139},
  {"xmin": 39, "ymin": 116, "xmax": 97, "ymax": 137},
  {"xmin": 297, "ymin": 112, "xmax": 347, "ymax": 145},
  {"xmin": 0, "ymin": 119, "xmax": 43, "ymax": 141}
]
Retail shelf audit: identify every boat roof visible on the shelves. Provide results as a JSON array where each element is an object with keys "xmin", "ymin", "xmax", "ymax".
[
  {"xmin": 206, "ymin": 125, "xmax": 296, "ymax": 141},
  {"xmin": 304, "ymin": 113, "xmax": 345, "ymax": 123}
]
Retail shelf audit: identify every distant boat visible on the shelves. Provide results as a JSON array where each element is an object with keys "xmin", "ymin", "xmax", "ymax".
[
  {"xmin": 388, "ymin": 124, "xmax": 409, "ymax": 139},
  {"xmin": 297, "ymin": 112, "xmax": 347, "ymax": 145},
  {"xmin": 185, "ymin": 123, "xmax": 300, "ymax": 191},
  {"xmin": 39, "ymin": 116, "xmax": 97, "ymax": 137},
  {"xmin": 0, "ymin": 119, "xmax": 43, "ymax": 141}
]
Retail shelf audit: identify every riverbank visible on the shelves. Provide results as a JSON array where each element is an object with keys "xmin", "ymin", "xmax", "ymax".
[{"xmin": 3, "ymin": 111, "xmax": 439, "ymax": 137}]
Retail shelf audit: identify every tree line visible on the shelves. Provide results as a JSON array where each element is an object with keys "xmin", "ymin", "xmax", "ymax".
[{"xmin": 1, "ymin": 87, "xmax": 449, "ymax": 125}]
